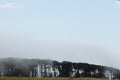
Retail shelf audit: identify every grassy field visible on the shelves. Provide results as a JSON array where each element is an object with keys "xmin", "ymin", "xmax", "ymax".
[{"xmin": 0, "ymin": 77, "xmax": 111, "ymax": 80}]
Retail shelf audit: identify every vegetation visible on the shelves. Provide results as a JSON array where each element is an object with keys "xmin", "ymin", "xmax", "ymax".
[
  {"xmin": 0, "ymin": 77, "xmax": 109, "ymax": 80},
  {"xmin": 0, "ymin": 58, "xmax": 120, "ymax": 78}
]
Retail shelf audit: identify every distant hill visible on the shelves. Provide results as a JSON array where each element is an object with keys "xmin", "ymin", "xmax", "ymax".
[{"xmin": 0, "ymin": 58, "xmax": 120, "ymax": 79}]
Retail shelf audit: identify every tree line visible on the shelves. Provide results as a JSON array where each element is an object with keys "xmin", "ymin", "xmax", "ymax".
[{"xmin": 0, "ymin": 58, "xmax": 120, "ymax": 79}]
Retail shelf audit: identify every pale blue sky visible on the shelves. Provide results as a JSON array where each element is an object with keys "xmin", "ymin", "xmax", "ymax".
[{"xmin": 0, "ymin": 0, "xmax": 120, "ymax": 68}]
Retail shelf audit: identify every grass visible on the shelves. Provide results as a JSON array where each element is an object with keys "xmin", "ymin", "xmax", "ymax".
[{"xmin": 0, "ymin": 77, "xmax": 110, "ymax": 80}]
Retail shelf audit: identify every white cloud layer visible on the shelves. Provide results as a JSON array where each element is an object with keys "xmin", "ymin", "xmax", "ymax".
[
  {"xmin": 116, "ymin": 0, "xmax": 120, "ymax": 8},
  {"xmin": 0, "ymin": 3, "xmax": 17, "ymax": 9}
]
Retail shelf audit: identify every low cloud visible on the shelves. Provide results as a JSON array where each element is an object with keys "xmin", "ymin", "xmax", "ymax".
[{"xmin": 0, "ymin": 3, "xmax": 17, "ymax": 9}]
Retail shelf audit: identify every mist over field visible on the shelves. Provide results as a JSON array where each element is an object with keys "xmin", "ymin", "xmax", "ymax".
[{"xmin": 0, "ymin": 33, "xmax": 119, "ymax": 69}]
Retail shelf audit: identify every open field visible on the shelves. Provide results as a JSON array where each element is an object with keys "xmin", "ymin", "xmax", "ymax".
[{"xmin": 0, "ymin": 77, "xmax": 113, "ymax": 80}]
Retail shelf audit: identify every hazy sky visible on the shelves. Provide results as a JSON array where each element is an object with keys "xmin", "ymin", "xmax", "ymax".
[{"xmin": 0, "ymin": 0, "xmax": 120, "ymax": 69}]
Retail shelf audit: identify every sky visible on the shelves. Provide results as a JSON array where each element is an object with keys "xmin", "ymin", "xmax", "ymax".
[{"xmin": 0, "ymin": 0, "xmax": 120, "ymax": 69}]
